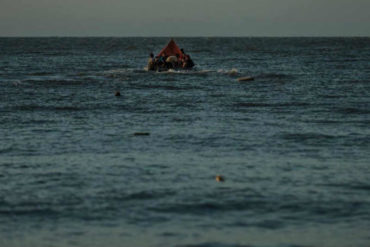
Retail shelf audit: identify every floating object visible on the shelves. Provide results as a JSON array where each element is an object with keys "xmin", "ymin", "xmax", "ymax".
[
  {"xmin": 228, "ymin": 68, "xmax": 239, "ymax": 76},
  {"xmin": 115, "ymin": 91, "xmax": 121, "ymax": 96},
  {"xmin": 147, "ymin": 39, "xmax": 195, "ymax": 71},
  {"xmin": 215, "ymin": 175, "xmax": 225, "ymax": 182},
  {"xmin": 133, "ymin": 132, "xmax": 150, "ymax": 136},
  {"xmin": 237, "ymin": 76, "xmax": 254, "ymax": 82}
]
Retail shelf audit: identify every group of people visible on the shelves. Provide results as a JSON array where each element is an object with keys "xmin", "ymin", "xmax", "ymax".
[{"xmin": 147, "ymin": 49, "xmax": 194, "ymax": 71}]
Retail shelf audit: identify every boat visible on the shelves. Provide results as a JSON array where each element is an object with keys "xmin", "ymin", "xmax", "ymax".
[{"xmin": 147, "ymin": 39, "xmax": 194, "ymax": 71}]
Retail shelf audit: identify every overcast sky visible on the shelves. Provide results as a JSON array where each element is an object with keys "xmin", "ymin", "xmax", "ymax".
[{"xmin": 1, "ymin": 0, "xmax": 369, "ymax": 36}]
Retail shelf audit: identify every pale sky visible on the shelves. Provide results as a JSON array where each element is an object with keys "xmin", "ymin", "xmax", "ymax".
[{"xmin": 1, "ymin": 0, "xmax": 369, "ymax": 36}]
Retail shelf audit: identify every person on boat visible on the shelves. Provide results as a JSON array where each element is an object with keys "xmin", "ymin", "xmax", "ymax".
[
  {"xmin": 166, "ymin": 54, "xmax": 178, "ymax": 69},
  {"xmin": 147, "ymin": 53, "xmax": 155, "ymax": 71},
  {"xmin": 175, "ymin": 54, "xmax": 181, "ymax": 67},
  {"xmin": 156, "ymin": 54, "xmax": 166, "ymax": 68},
  {"xmin": 179, "ymin": 49, "xmax": 186, "ymax": 67},
  {"xmin": 183, "ymin": 54, "xmax": 194, "ymax": 69}
]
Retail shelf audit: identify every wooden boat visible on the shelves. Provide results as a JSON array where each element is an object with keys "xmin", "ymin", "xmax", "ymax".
[{"xmin": 147, "ymin": 39, "xmax": 194, "ymax": 71}]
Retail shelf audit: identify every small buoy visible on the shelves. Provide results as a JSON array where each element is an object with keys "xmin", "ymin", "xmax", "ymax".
[
  {"xmin": 134, "ymin": 132, "xmax": 150, "ymax": 136},
  {"xmin": 115, "ymin": 91, "xmax": 121, "ymax": 96},
  {"xmin": 215, "ymin": 175, "xmax": 225, "ymax": 182},
  {"xmin": 237, "ymin": 76, "xmax": 254, "ymax": 82}
]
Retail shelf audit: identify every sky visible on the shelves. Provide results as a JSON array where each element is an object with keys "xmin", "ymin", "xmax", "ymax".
[{"xmin": 1, "ymin": 0, "xmax": 370, "ymax": 36}]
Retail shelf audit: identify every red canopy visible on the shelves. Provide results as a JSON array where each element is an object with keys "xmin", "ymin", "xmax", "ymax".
[{"xmin": 157, "ymin": 39, "xmax": 183, "ymax": 59}]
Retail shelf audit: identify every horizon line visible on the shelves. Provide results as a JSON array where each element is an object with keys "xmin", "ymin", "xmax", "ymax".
[{"xmin": 1, "ymin": 35, "xmax": 370, "ymax": 38}]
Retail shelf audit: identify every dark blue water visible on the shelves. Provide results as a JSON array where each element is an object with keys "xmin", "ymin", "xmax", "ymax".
[{"xmin": 1, "ymin": 37, "xmax": 370, "ymax": 247}]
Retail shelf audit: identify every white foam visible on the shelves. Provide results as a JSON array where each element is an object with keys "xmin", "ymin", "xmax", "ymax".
[
  {"xmin": 217, "ymin": 68, "xmax": 239, "ymax": 75},
  {"xmin": 102, "ymin": 67, "xmax": 241, "ymax": 76}
]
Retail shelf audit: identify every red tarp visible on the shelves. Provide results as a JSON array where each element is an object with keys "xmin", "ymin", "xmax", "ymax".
[{"xmin": 157, "ymin": 39, "xmax": 184, "ymax": 59}]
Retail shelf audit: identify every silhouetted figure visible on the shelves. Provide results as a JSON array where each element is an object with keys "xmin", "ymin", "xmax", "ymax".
[
  {"xmin": 183, "ymin": 54, "xmax": 194, "ymax": 69},
  {"xmin": 147, "ymin": 53, "xmax": 155, "ymax": 71}
]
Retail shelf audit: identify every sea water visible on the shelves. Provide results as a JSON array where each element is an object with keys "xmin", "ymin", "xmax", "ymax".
[{"xmin": 0, "ymin": 37, "xmax": 370, "ymax": 247}]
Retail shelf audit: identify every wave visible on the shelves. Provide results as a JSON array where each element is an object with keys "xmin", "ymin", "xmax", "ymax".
[
  {"xmin": 11, "ymin": 105, "xmax": 85, "ymax": 111},
  {"xmin": 148, "ymin": 196, "xmax": 368, "ymax": 222},
  {"xmin": 98, "ymin": 189, "xmax": 176, "ymax": 202},
  {"xmin": 0, "ymin": 208, "xmax": 58, "ymax": 217},
  {"xmin": 319, "ymin": 94, "xmax": 344, "ymax": 99},
  {"xmin": 323, "ymin": 182, "xmax": 370, "ymax": 192},
  {"xmin": 28, "ymin": 72, "xmax": 54, "ymax": 76},
  {"xmin": 149, "ymin": 199, "xmax": 267, "ymax": 214},
  {"xmin": 258, "ymin": 73, "xmax": 294, "ymax": 80},
  {"xmin": 163, "ymin": 68, "xmax": 239, "ymax": 76},
  {"xmin": 304, "ymin": 119, "xmax": 370, "ymax": 125},
  {"xmin": 217, "ymin": 68, "xmax": 240, "ymax": 76},
  {"xmin": 136, "ymin": 84, "xmax": 185, "ymax": 90},
  {"xmin": 0, "ymin": 144, "xmax": 14, "ymax": 154},
  {"xmin": 22, "ymin": 79, "xmax": 84, "ymax": 86},
  {"xmin": 234, "ymin": 102, "xmax": 309, "ymax": 108},
  {"xmin": 157, "ymin": 69, "xmax": 213, "ymax": 75},
  {"xmin": 335, "ymin": 107, "xmax": 370, "ymax": 114},
  {"xmin": 11, "ymin": 80, "xmax": 23, "ymax": 86},
  {"xmin": 281, "ymin": 132, "xmax": 338, "ymax": 141},
  {"xmin": 102, "ymin": 67, "xmax": 241, "ymax": 77},
  {"xmin": 176, "ymin": 243, "xmax": 253, "ymax": 247}
]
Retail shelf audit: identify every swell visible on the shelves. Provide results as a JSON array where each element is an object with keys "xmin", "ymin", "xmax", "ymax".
[
  {"xmin": 322, "ymin": 182, "xmax": 370, "ymax": 192},
  {"xmin": 0, "ymin": 208, "xmax": 58, "ymax": 216},
  {"xmin": 281, "ymin": 132, "xmax": 338, "ymax": 141},
  {"xmin": 148, "ymin": 197, "xmax": 370, "ymax": 221},
  {"xmin": 22, "ymin": 79, "xmax": 86, "ymax": 86},
  {"xmin": 176, "ymin": 243, "xmax": 253, "ymax": 247},
  {"xmin": 258, "ymin": 73, "xmax": 295, "ymax": 80},
  {"xmin": 98, "ymin": 189, "xmax": 177, "ymax": 201},
  {"xmin": 234, "ymin": 102, "xmax": 309, "ymax": 108},
  {"xmin": 10, "ymin": 105, "xmax": 86, "ymax": 111},
  {"xmin": 133, "ymin": 84, "xmax": 201, "ymax": 91},
  {"xmin": 0, "ymin": 145, "xmax": 14, "ymax": 154},
  {"xmin": 334, "ymin": 107, "xmax": 370, "ymax": 114}
]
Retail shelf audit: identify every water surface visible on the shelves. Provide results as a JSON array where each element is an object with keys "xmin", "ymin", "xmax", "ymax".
[{"xmin": 0, "ymin": 37, "xmax": 370, "ymax": 247}]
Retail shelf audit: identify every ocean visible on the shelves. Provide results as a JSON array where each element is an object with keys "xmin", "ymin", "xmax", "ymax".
[{"xmin": 0, "ymin": 37, "xmax": 369, "ymax": 247}]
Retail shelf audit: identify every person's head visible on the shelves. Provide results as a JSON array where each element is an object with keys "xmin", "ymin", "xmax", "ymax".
[
  {"xmin": 181, "ymin": 48, "xmax": 185, "ymax": 54},
  {"xmin": 150, "ymin": 53, "xmax": 154, "ymax": 58}
]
